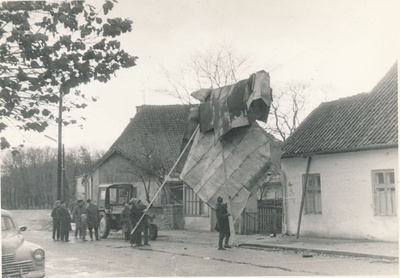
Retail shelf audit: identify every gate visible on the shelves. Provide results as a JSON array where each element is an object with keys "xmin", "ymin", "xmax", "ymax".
[{"xmin": 241, "ymin": 205, "xmax": 282, "ymax": 235}]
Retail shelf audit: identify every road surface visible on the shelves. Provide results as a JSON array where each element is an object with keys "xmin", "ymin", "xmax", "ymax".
[{"xmin": 21, "ymin": 230, "xmax": 398, "ymax": 277}]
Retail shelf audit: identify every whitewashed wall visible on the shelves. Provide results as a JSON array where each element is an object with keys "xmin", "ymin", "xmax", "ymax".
[
  {"xmin": 184, "ymin": 207, "xmax": 212, "ymax": 231},
  {"xmin": 282, "ymin": 148, "xmax": 398, "ymax": 241}
]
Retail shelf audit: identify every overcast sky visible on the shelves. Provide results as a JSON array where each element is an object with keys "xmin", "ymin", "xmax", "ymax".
[{"xmin": 5, "ymin": 0, "xmax": 399, "ymax": 151}]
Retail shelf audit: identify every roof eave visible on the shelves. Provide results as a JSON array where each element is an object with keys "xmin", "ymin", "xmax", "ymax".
[{"xmin": 282, "ymin": 143, "xmax": 398, "ymax": 159}]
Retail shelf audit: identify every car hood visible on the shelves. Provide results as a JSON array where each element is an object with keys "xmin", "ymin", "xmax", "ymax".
[{"xmin": 2, "ymin": 231, "xmax": 24, "ymax": 255}]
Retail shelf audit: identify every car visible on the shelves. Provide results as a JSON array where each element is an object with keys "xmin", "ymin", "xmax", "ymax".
[{"xmin": 1, "ymin": 209, "xmax": 45, "ymax": 278}]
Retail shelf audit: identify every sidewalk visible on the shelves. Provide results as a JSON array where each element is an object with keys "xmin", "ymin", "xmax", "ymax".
[{"xmin": 160, "ymin": 229, "xmax": 399, "ymax": 261}]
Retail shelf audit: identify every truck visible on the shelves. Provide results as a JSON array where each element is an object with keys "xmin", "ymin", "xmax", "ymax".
[{"xmin": 97, "ymin": 183, "xmax": 158, "ymax": 240}]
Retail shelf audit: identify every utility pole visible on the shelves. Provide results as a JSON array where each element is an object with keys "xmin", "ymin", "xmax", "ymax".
[
  {"xmin": 57, "ymin": 91, "xmax": 63, "ymax": 201},
  {"xmin": 62, "ymin": 144, "xmax": 67, "ymax": 201}
]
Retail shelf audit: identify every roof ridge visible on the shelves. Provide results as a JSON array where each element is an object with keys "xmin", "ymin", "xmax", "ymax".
[{"xmin": 282, "ymin": 62, "xmax": 398, "ymax": 157}]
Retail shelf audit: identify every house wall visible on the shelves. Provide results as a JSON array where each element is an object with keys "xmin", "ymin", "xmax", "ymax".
[
  {"xmin": 282, "ymin": 148, "xmax": 398, "ymax": 241},
  {"xmin": 184, "ymin": 208, "xmax": 212, "ymax": 231},
  {"xmin": 184, "ymin": 193, "xmax": 258, "ymax": 232},
  {"xmin": 75, "ymin": 176, "xmax": 85, "ymax": 200},
  {"xmin": 87, "ymin": 153, "xmax": 162, "ymax": 206}
]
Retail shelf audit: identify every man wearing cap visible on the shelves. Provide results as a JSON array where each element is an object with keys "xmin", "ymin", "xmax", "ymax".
[
  {"xmin": 51, "ymin": 200, "xmax": 61, "ymax": 241},
  {"xmin": 215, "ymin": 196, "xmax": 231, "ymax": 250}
]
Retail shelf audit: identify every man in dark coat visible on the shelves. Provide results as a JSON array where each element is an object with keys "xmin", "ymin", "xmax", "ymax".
[
  {"xmin": 129, "ymin": 198, "xmax": 143, "ymax": 247},
  {"xmin": 215, "ymin": 196, "xmax": 231, "ymax": 250},
  {"xmin": 86, "ymin": 199, "xmax": 101, "ymax": 241},
  {"xmin": 51, "ymin": 200, "xmax": 61, "ymax": 241},
  {"xmin": 58, "ymin": 201, "xmax": 72, "ymax": 242}
]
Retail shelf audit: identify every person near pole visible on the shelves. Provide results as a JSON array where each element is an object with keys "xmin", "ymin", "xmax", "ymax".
[
  {"xmin": 215, "ymin": 196, "xmax": 231, "ymax": 250},
  {"xmin": 58, "ymin": 201, "xmax": 72, "ymax": 242},
  {"xmin": 129, "ymin": 198, "xmax": 143, "ymax": 247},
  {"xmin": 86, "ymin": 199, "xmax": 101, "ymax": 241},
  {"xmin": 137, "ymin": 199, "xmax": 150, "ymax": 246},
  {"xmin": 120, "ymin": 202, "xmax": 131, "ymax": 242},
  {"xmin": 51, "ymin": 200, "xmax": 61, "ymax": 241},
  {"xmin": 72, "ymin": 200, "xmax": 87, "ymax": 239},
  {"xmin": 80, "ymin": 213, "xmax": 88, "ymax": 242}
]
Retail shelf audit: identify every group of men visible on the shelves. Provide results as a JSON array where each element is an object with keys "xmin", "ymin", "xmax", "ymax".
[
  {"xmin": 51, "ymin": 195, "xmax": 231, "ymax": 250},
  {"xmin": 51, "ymin": 199, "xmax": 101, "ymax": 242},
  {"xmin": 120, "ymin": 198, "xmax": 151, "ymax": 247}
]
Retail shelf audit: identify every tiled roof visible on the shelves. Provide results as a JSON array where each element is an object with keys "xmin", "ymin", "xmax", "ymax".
[
  {"xmin": 282, "ymin": 62, "xmax": 398, "ymax": 158},
  {"xmin": 108, "ymin": 104, "xmax": 192, "ymax": 171}
]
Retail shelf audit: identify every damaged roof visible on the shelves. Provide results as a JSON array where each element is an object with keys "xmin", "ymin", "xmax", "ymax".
[
  {"xmin": 282, "ymin": 62, "xmax": 398, "ymax": 158},
  {"xmin": 94, "ymin": 104, "xmax": 192, "ymax": 172}
]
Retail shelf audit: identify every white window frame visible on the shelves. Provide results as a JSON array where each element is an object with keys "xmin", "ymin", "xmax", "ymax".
[
  {"xmin": 303, "ymin": 173, "xmax": 322, "ymax": 214},
  {"xmin": 183, "ymin": 186, "xmax": 208, "ymax": 216},
  {"xmin": 372, "ymin": 169, "xmax": 396, "ymax": 216}
]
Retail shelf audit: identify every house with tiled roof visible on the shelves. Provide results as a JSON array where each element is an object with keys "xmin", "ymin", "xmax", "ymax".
[
  {"xmin": 81, "ymin": 104, "xmax": 192, "ymax": 204},
  {"xmin": 79, "ymin": 104, "xmax": 215, "ymax": 229},
  {"xmin": 281, "ymin": 62, "xmax": 398, "ymax": 241}
]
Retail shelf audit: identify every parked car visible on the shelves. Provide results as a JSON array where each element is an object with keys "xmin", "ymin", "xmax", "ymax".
[{"xmin": 1, "ymin": 209, "xmax": 45, "ymax": 278}]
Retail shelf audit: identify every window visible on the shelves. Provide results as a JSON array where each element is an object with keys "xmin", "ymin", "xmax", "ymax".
[
  {"xmin": 372, "ymin": 170, "xmax": 396, "ymax": 216},
  {"xmin": 184, "ymin": 186, "xmax": 208, "ymax": 216},
  {"xmin": 108, "ymin": 187, "xmax": 136, "ymax": 205},
  {"xmin": 303, "ymin": 174, "xmax": 322, "ymax": 214},
  {"xmin": 1, "ymin": 216, "xmax": 15, "ymax": 232}
]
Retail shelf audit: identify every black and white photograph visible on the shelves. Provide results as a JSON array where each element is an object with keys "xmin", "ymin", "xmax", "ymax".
[{"xmin": 0, "ymin": 0, "xmax": 398, "ymax": 277}]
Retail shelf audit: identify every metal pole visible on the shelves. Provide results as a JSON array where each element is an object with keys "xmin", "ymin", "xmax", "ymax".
[
  {"xmin": 130, "ymin": 125, "xmax": 200, "ymax": 235},
  {"xmin": 296, "ymin": 156, "xmax": 312, "ymax": 239},
  {"xmin": 57, "ymin": 91, "xmax": 63, "ymax": 201}
]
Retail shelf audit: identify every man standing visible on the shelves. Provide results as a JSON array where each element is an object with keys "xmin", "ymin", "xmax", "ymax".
[
  {"xmin": 120, "ymin": 202, "xmax": 131, "ymax": 242},
  {"xmin": 58, "ymin": 201, "xmax": 72, "ymax": 242},
  {"xmin": 51, "ymin": 200, "xmax": 61, "ymax": 241},
  {"xmin": 137, "ymin": 199, "xmax": 150, "ymax": 246},
  {"xmin": 72, "ymin": 200, "xmax": 87, "ymax": 239},
  {"xmin": 86, "ymin": 199, "xmax": 101, "ymax": 241},
  {"xmin": 215, "ymin": 196, "xmax": 231, "ymax": 250},
  {"xmin": 129, "ymin": 198, "xmax": 143, "ymax": 247}
]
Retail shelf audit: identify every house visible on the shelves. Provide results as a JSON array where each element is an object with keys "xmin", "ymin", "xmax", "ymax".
[
  {"xmin": 281, "ymin": 63, "xmax": 398, "ymax": 241},
  {"xmin": 78, "ymin": 105, "xmax": 194, "ymax": 224},
  {"xmin": 78, "ymin": 104, "xmax": 222, "ymax": 229}
]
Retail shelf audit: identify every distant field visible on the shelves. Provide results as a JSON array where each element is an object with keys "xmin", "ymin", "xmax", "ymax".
[{"xmin": 7, "ymin": 209, "xmax": 53, "ymax": 231}]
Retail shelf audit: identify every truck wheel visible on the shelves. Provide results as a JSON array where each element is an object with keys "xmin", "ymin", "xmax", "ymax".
[
  {"xmin": 149, "ymin": 224, "xmax": 158, "ymax": 240},
  {"xmin": 99, "ymin": 212, "xmax": 110, "ymax": 239}
]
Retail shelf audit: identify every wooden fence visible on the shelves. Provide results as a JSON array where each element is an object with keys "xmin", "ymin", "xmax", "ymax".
[{"xmin": 241, "ymin": 205, "xmax": 282, "ymax": 235}]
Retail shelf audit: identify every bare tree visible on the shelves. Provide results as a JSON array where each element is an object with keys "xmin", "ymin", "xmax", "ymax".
[
  {"xmin": 116, "ymin": 134, "xmax": 180, "ymax": 204},
  {"xmin": 1, "ymin": 146, "xmax": 104, "ymax": 209},
  {"xmin": 158, "ymin": 44, "xmax": 251, "ymax": 105},
  {"xmin": 263, "ymin": 82, "xmax": 310, "ymax": 142}
]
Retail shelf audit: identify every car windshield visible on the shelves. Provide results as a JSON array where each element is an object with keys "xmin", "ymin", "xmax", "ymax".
[{"xmin": 1, "ymin": 216, "xmax": 15, "ymax": 232}]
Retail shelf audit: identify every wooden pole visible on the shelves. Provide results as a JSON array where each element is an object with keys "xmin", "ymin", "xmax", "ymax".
[
  {"xmin": 227, "ymin": 196, "xmax": 235, "ymax": 245},
  {"xmin": 57, "ymin": 91, "xmax": 63, "ymax": 201},
  {"xmin": 221, "ymin": 141, "xmax": 235, "ymax": 245},
  {"xmin": 296, "ymin": 156, "xmax": 312, "ymax": 239},
  {"xmin": 130, "ymin": 125, "xmax": 200, "ymax": 235}
]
